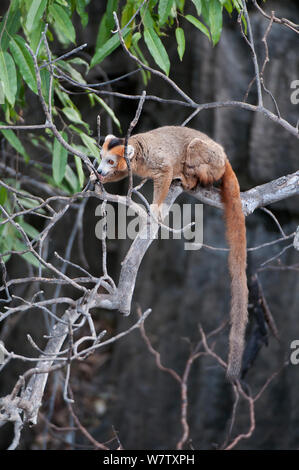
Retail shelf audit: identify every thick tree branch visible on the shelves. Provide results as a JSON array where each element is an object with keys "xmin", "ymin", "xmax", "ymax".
[{"xmin": 191, "ymin": 170, "xmax": 299, "ymax": 215}]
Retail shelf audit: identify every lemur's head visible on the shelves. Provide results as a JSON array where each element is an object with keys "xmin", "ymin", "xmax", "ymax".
[{"xmin": 97, "ymin": 134, "xmax": 135, "ymax": 182}]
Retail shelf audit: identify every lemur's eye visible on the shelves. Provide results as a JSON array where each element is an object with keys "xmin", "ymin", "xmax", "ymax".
[{"xmin": 108, "ymin": 159, "xmax": 114, "ymax": 165}]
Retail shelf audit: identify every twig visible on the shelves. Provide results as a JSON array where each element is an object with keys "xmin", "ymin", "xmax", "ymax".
[
  {"xmin": 67, "ymin": 388, "xmax": 109, "ymax": 450},
  {"xmin": 260, "ymin": 207, "xmax": 285, "ymax": 237},
  {"xmin": 39, "ymin": 43, "xmax": 88, "ymax": 69},
  {"xmin": 241, "ymin": 0, "xmax": 263, "ymax": 107},
  {"xmin": 124, "ymin": 90, "xmax": 146, "ymax": 198},
  {"xmin": 260, "ymin": 11, "xmax": 281, "ymax": 117},
  {"xmin": 260, "ymin": 243, "xmax": 293, "ymax": 267},
  {"xmin": 253, "ymin": 1, "xmax": 299, "ymax": 35}
]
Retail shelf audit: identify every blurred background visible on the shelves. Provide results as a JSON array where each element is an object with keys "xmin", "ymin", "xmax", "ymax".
[{"xmin": 0, "ymin": 0, "xmax": 299, "ymax": 450}]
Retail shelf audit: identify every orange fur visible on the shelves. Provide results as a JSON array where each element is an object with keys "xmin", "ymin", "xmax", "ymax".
[
  {"xmin": 221, "ymin": 160, "xmax": 248, "ymax": 380},
  {"xmin": 117, "ymin": 154, "xmax": 128, "ymax": 171}
]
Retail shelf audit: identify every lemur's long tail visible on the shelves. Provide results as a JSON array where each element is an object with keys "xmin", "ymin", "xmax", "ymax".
[{"xmin": 221, "ymin": 160, "xmax": 248, "ymax": 381}]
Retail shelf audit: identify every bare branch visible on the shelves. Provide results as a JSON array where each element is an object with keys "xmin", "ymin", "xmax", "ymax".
[
  {"xmin": 253, "ymin": 1, "xmax": 299, "ymax": 35},
  {"xmin": 241, "ymin": 0, "xmax": 263, "ymax": 106}
]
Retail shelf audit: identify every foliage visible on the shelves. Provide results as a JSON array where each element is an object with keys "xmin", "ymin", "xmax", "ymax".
[
  {"xmin": 92, "ymin": 0, "xmax": 244, "ymax": 71},
  {"xmin": 0, "ymin": 0, "xmax": 244, "ymax": 267},
  {"xmin": 0, "ymin": 1, "xmax": 245, "ymax": 117}
]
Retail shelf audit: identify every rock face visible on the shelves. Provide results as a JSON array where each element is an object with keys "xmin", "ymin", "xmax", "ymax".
[{"xmin": 1, "ymin": 0, "xmax": 299, "ymax": 450}]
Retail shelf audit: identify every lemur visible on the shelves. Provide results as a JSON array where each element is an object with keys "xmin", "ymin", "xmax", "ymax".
[{"xmin": 90, "ymin": 126, "xmax": 248, "ymax": 380}]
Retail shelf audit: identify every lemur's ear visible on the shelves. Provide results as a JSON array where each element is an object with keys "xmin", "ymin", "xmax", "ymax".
[
  {"xmin": 127, "ymin": 145, "xmax": 135, "ymax": 159},
  {"xmin": 104, "ymin": 134, "xmax": 116, "ymax": 142}
]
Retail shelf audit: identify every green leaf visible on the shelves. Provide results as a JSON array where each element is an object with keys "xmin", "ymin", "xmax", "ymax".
[
  {"xmin": 132, "ymin": 32, "xmax": 150, "ymax": 64},
  {"xmin": 68, "ymin": 57, "xmax": 89, "ymax": 71},
  {"xmin": 64, "ymin": 164, "xmax": 79, "ymax": 193},
  {"xmin": 0, "ymin": 5, "xmax": 21, "ymax": 52},
  {"xmin": 0, "ymin": 217, "xmax": 14, "ymax": 256},
  {"xmin": 144, "ymin": 28, "xmax": 170, "ymax": 75},
  {"xmin": 55, "ymin": 87, "xmax": 74, "ymax": 108},
  {"xmin": 121, "ymin": 0, "xmax": 135, "ymax": 28},
  {"xmin": 106, "ymin": 0, "xmax": 119, "ymax": 30},
  {"xmin": 46, "ymin": 28, "xmax": 54, "ymax": 42},
  {"xmin": 0, "ymin": 123, "xmax": 30, "ymax": 162},
  {"xmin": 191, "ymin": 0, "xmax": 202, "ymax": 16},
  {"xmin": 93, "ymin": 95, "xmax": 122, "ymax": 132},
  {"xmin": 91, "ymin": 27, "xmax": 131, "ymax": 67},
  {"xmin": 132, "ymin": 32, "xmax": 145, "ymax": 58},
  {"xmin": 232, "ymin": 0, "xmax": 243, "ymax": 10},
  {"xmin": 96, "ymin": 13, "xmax": 110, "ymax": 49},
  {"xmin": 0, "ymin": 51, "xmax": 17, "ymax": 106},
  {"xmin": 185, "ymin": 14, "xmax": 210, "ymax": 40},
  {"xmin": 74, "ymin": 155, "xmax": 85, "ymax": 189},
  {"xmin": 17, "ymin": 194, "xmax": 45, "ymax": 212},
  {"xmin": 0, "ymin": 223, "xmax": 5, "ymax": 240},
  {"xmin": 208, "ymin": 0, "xmax": 223, "ymax": 45},
  {"xmin": 71, "ymin": 144, "xmax": 89, "ymax": 154},
  {"xmin": 158, "ymin": 0, "xmax": 174, "ymax": 25},
  {"xmin": 0, "ymin": 220, "xmax": 5, "ymax": 238},
  {"xmin": 62, "ymin": 106, "xmax": 88, "ymax": 129},
  {"xmin": 14, "ymin": 239, "xmax": 42, "ymax": 269},
  {"xmin": 149, "ymin": 0, "xmax": 159, "ymax": 7},
  {"xmin": 95, "ymin": 2, "xmax": 119, "ymax": 49},
  {"xmin": 121, "ymin": 2, "xmax": 135, "ymax": 47},
  {"xmin": 0, "ymin": 242, "xmax": 12, "ymax": 262},
  {"xmin": 223, "ymin": 0, "xmax": 233, "ymax": 13},
  {"xmin": 53, "ymin": 133, "xmax": 68, "ymax": 184},
  {"xmin": 76, "ymin": 0, "xmax": 88, "ymax": 27},
  {"xmin": 40, "ymin": 68, "xmax": 52, "ymax": 105},
  {"xmin": 25, "ymin": 0, "xmax": 47, "ymax": 33},
  {"xmin": 175, "ymin": 27, "xmax": 185, "ymax": 61},
  {"xmin": 9, "ymin": 35, "xmax": 38, "ymax": 94},
  {"xmin": 48, "ymin": 4, "xmax": 76, "ymax": 43},
  {"xmin": 28, "ymin": 20, "xmax": 45, "ymax": 53},
  {"xmin": 106, "ymin": 0, "xmax": 119, "ymax": 16},
  {"xmin": 18, "ymin": 220, "xmax": 40, "ymax": 240},
  {"xmin": 56, "ymin": 0, "xmax": 69, "ymax": 7},
  {"xmin": 57, "ymin": 60, "xmax": 86, "ymax": 84},
  {"xmin": 0, "ymin": 187, "xmax": 7, "ymax": 205},
  {"xmin": 201, "ymin": 0, "xmax": 210, "ymax": 25},
  {"xmin": 175, "ymin": 0, "xmax": 185, "ymax": 12},
  {"xmin": 131, "ymin": 32, "xmax": 151, "ymax": 84},
  {"xmin": 140, "ymin": 5, "xmax": 155, "ymax": 29},
  {"xmin": 79, "ymin": 133, "xmax": 100, "ymax": 158}
]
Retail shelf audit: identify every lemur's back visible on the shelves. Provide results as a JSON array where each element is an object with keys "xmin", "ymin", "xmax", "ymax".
[
  {"xmin": 130, "ymin": 126, "xmax": 216, "ymax": 157},
  {"xmin": 129, "ymin": 126, "xmax": 227, "ymax": 187}
]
